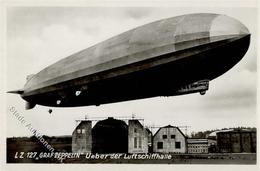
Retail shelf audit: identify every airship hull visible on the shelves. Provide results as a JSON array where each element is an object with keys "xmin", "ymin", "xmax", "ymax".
[
  {"xmin": 21, "ymin": 33, "xmax": 250, "ymax": 107},
  {"xmin": 7, "ymin": 13, "xmax": 251, "ymax": 109}
]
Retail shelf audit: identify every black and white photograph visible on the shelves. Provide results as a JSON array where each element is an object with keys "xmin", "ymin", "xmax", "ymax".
[{"xmin": 1, "ymin": 0, "xmax": 259, "ymax": 170}]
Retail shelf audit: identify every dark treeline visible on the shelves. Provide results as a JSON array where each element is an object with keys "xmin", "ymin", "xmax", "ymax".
[{"xmin": 7, "ymin": 135, "xmax": 72, "ymax": 144}]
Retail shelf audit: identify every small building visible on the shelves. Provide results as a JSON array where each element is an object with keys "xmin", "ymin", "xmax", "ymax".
[
  {"xmin": 72, "ymin": 121, "xmax": 92, "ymax": 153},
  {"xmin": 217, "ymin": 130, "xmax": 256, "ymax": 153},
  {"xmin": 153, "ymin": 125, "xmax": 186, "ymax": 153},
  {"xmin": 187, "ymin": 139, "xmax": 208, "ymax": 154}
]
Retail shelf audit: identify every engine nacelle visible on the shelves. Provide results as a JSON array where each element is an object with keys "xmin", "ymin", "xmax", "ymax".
[{"xmin": 175, "ymin": 80, "xmax": 209, "ymax": 95}]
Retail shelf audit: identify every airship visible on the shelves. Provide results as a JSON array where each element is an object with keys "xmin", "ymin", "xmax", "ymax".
[{"xmin": 8, "ymin": 13, "xmax": 250, "ymax": 109}]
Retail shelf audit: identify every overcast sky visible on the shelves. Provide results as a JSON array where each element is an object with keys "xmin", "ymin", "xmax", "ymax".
[{"xmin": 6, "ymin": 7, "xmax": 257, "ymax": 137}]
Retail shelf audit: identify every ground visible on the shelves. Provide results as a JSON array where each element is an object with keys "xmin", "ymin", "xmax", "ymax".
[{"xmin": 6, "ymin": 137, "xmax": 256, "ymax": 164}]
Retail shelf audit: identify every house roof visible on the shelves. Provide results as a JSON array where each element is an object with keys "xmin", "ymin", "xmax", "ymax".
[
  {"xmin": 208, "ymin": 128, "xmax": 255, "ymax": 137},
  {"xmin": 74, "ymin": 120, "xmax": 91, "ymax": 129},
  {"xmin": 92, "ymin": 117, "xmax": 128, "ymax": 131},
  {"xmin": 153, "ymin": 125, "xmax": 186, "ymax": 139},
  {"xmin": 187, "ymin": 138, "xmax": 208, "ymax": 144}
]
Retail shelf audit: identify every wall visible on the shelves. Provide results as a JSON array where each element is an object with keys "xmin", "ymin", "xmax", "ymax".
[
  {"xmin": 128, "ymin": 120, "xmax": 148, "ymax": 153},
  {"xmin": 188, "ymin": 143, "xmax": 208, "ymax": 153},
  {"xmin": 187, "ymin": 139, "xmax": 209, "ymax": 154},
  {"xmin": 72, "ymin": 121, "xmax": 92, "ymax": 153},
  {"xmin": 217, "ymin": 131, "xmax": 256, "ymax": 153}
]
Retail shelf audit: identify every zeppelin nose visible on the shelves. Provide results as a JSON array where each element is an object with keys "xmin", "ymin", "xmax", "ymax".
[{"xmin": 210, "ymin": 15, "xmax": 250, "ymax": 37}]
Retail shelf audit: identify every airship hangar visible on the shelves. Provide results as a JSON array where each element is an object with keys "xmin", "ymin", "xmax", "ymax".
[
  {"xmin": 71, "ymin": 117, "xmax": 256, "ymax": 154},
  {"xmin": 8, "ymin": 13, "xmax": 250, "ymax": 109}
]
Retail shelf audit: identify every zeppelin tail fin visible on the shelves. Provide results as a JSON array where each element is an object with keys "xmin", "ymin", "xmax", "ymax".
[
  {"xmin": 25, "ymin": 101, "xmax": 36, "ymax": 110},
  {"xmin": 7, "ymin": 89, "xmax": 24, "ymax": 94}
]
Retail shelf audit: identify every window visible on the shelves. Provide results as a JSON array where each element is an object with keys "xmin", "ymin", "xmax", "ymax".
[
  {"xmin": 157, "ymin": 142, "xmax": 163, "ymax": 149},
  {"xmin": 139, "ymin": 137, "xmax": 142, "ymax": 148},
  {"xmin": 162, "ymin": 135, "xmax": 167, "ymax": 139},
  {"xmin": 134, "ymin": 137, "xmax": 137, "ymax": 148},
  {"xmin": 171, "ymin": 135, "xmax": 175, "ymax": 139},
  {"xmin": 77, "ymin": 129, "xmax": 81, "ymax": 134},
  {"xmin": 175, "ymin": 142, "xmax": 181, "ymax": 149},
  {"xmin": 82, "ymin": 129, "xmax": 85, "ymax": 134},
  {"xmin": 134, "ymin": 128, "xmax": 137, "ymax": 133}
]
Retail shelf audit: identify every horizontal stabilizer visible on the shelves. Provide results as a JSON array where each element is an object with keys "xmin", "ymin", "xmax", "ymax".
[
  {"xmin": 7, "ymin": 89, "xmax": 24, "ymax": 94},
  {"xmin": 25, "ymin": 101, "xmax": 36, "ymax": 110}
]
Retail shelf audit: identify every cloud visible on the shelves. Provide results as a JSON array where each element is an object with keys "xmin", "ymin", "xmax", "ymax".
[
  {"xmin": 6, "ymin": 7, "xmax": 160, "ymax": 91},
  {"xmin": 238, "ymin": 47, "xmax": 257, "ymax": 72},
  {"xmin": 123, "ymin": 8, "xmax": 153, "ymax": 19},
  {"xmin": 206, "ymin": 69, "xmax": 256, "ymax": 101}
]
